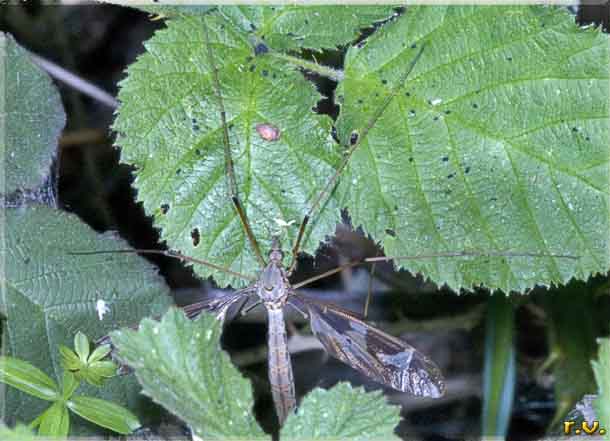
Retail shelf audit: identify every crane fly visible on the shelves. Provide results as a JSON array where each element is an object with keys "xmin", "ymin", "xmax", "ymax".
[
  {"xmin": 82, "ymin": 17, "xmax": 579, "ymax": 428},
  {"xmin": 82, "ymin": 40, "xmax": 448, "ymax": 426}
]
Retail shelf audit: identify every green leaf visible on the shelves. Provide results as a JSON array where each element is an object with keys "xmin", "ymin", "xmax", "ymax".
[
  {"xmin": 100, "ymin": 1, "xmax": 215, "ymax": 17},
  {"xmin": 3, "ymin": 204, "xmax": 172, "ymax": 429},
  {"xmin": 481, "ymin": 294, "xmax": 515, "ymax": 436},
  {"xmin": 110, "ymin": 308, "xmax": 266, "ymax": 439},
  {"xmin": 28, "ymin": 413, "xmax": 43, "ymax": 430},
  {"xmin": 38, "ymin": 401, "xmax": 70, "ymax": 438},
  {"xmin": 336, "ymin": 6, "xmax": 609, "ymax": 292},
  {"xmin": 0, "ymin": 423, "xmax": 38, "ymax": 441},
  {"xmin": 88, "ymin": 344, "xmax": 112, "ymax": 363},
  {"xmin": 215, "ymin": 6, "xmax": 395, "ymax": 51},
  {"xmin": 542, "ymin": 284, "xmax": 601, "ymax": 429},
  {"xmin": 61, "ymin": 371, "xmax": 79, "ymax": 401},
  {"xmin": 79, "ymin": 360, "xmax": 117, "ymax": 387},
  {"xmin": 282, "ymin": 382, "xmax": 401, "ymax": 440},
  {"xmin": 113, "ymin": 9, "xmax": 391, "ymax": 288},
  {"xmin": 0, "ymin": 356, "xmax": 59, "ymax": 401},
  {"xmin": 1, "ymin": 32, "xmax": 66, "ymax": 195},
  {"xmin": 592, "ymin": 335, "xmax": 610, "ymax": 440},
  {"xmin": 59, "ymin": 345, "xmax": 82, "ymax": 371},
  {"xmin": 66, "ymin": 395, "xmax": 140, "ymax": 434},
  {"xmin": 74, "ymin": 332, "xmax": 90, "ymax": 363}
]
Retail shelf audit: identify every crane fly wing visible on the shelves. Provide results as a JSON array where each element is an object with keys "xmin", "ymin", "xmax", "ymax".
[
  {"xmin": 290, "ymin": 294, "xmax": 445, "ymax": 398},
  {"xmin": 96, "ymin": 288, "xmax": 253, "ymax": 347},
  {"xmin": 183, "ymin": 287, "xmax": 254, "ymax": 322}
]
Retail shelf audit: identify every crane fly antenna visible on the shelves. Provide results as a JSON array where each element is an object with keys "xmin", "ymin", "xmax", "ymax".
[
  {"xmin": 202, "ymin": 16, "xmax": 266, "ymax": 267},
  {"xmin": 289, "ymin": 43, "xmax": 427, "ymax": 274},
  {"xmin": 364, "ymin": 250, "xmax": 580, "ymax": 263},
  {"xmin": 68, "ymin": 248, "xmax": 257, "ymax": 282},
  {"xmin": 293, "ymin": 250, "xmax": 579, "ymax": 290}
]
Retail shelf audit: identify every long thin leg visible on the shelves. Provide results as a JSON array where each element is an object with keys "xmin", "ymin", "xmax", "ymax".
[
  {"xmin": 293, "ymin": 249, "xmax": 579, "ymax": 289},
  {"xmin": 364, "ymin": 259, "xmax": 378, "ymax": 318},
  {"xmin": 203, "ymin": 18, "xmax": 266, "ymax": 267},
  {"xmin": 69, "ymin": 248, "xmax": 256, "ymax": 281},
  {"xmin": 288, "ymin": 44, "xmax": 427, "ymax": 272}
]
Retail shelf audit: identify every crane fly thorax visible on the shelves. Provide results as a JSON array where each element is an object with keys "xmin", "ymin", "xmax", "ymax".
[{"xmin": 257, "ymin": 261, "xmax": 289, "ymax": 307}]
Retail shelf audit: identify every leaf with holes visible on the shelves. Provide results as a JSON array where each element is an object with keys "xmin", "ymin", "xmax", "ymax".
[
  {"xmin": 281, "ymin": 382, "xmax": 401, "ymax": 440},
  {"xmin": 113, "ymin": 8, "xmax": 394, "ymax": 288},
  {"xmin": 336, "ymin": 6, "xmax": 609, "ymax": 292},
  {"xmin": 3, "ymin": 205, "xmax": 171, "ymax": 430},
  {"xmin": 110, "ymin": 308, "xmax": 266, "ymax": 439}
]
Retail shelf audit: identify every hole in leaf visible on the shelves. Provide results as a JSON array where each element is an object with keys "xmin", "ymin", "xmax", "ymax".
[
  {"xmin": 191, "ymin": 228, "xmax": 200, "ymax": 247},
  {"xmin": 350, "ymin": 132, "xmax": 359, "ymax": 145},
  {"xmin": 254, "ymin": 43, "xmax": 268, "ymax": 55},
  {"xmin": 161, "ymin": 204, "xmax": 170, "ymax": 214},
  {"xmin": 385, "ymin": 229, "xmax": 396, "ymax": 237}
]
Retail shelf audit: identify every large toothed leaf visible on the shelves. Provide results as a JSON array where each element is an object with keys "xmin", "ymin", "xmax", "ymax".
[
  {"xmin": 3, "ymin": 205, "xmax": 171, "ymax": 428},
  {"xmin": 215, "ymin": 6, "xmax": 395, "ymax": 51},
  {"xmin": 336, "ymin": 6, "xmax": 609, "ymax": 292},
  {"xmin": 110, "ymin": 308, "xmax": 265, "ymax": 439},
  {"xmin": 113, "ymin": 11, "xmax": 351, "ymax": 288},
  {"xmin": 1, "ymin": 32, "xmax": 65, "ymax": 196},
  {"xmin": 282, "ymin": 382, "xmax": 401, "ymax": 440}
]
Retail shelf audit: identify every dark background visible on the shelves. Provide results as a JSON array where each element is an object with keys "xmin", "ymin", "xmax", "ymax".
[{"xmin": 2, "ymin": 3, "xmax": 609, "ymax": 440}]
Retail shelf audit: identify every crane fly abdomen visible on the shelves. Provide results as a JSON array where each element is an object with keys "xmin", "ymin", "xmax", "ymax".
[{"xmin": 266, "ymin": 307, "xmax": 296, "ymax": 425}]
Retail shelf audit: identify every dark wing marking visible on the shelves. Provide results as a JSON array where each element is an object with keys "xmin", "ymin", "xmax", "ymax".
[{"xmin": 290, "ymin": 294, "xmax": 445, "ymax": 398}]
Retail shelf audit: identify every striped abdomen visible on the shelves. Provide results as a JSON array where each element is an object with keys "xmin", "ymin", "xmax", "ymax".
[{"xmin": 266, "ymin": 306, "xmax": 296, "ymax": 426}]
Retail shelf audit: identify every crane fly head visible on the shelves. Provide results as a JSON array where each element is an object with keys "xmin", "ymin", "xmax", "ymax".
[{"xmin": 269, "ymin": 235, "xmax": 283, "ymax": 263}]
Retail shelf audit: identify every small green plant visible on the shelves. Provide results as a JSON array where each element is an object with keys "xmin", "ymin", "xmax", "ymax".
[
  {"xmin": 59, "ymin": 332, "xmax": 117, "ymax": 387},
  {"xmin": 0, "ymin": 333, "xmax": 140, "ymax": 437}
]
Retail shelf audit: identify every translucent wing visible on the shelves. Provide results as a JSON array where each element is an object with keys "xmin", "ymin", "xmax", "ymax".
[
  {"xmin": 96, "ymin": 287, "xmax": 254, "ymax": 375},
  {"xmin": 290, "ymin": 294, "xmax": 445, "ymax": 398},
  {"xmin": 182, "ymin": 287, "xmax": 254, "ymax": 322}
]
